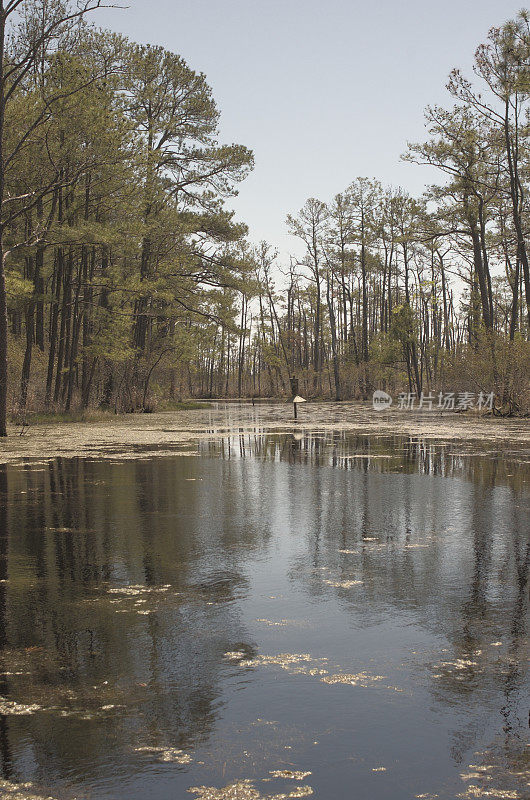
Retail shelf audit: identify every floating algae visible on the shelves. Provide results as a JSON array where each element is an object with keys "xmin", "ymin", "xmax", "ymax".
[
  {"xmin": 78, "ymin": 583, "xmax": 185, "ymax": 617},
  {"xmin": 188, "ymin": 780, "xmax": 313, "ymax": 800},
  {"xmin": 430, "ymin": 656, "xmax": 483, "ymax": 682},
  {"xmin": 230, "ymin": 653, "xmax": 404, "ymax": 691},
  {"xmin": 321, "ymin": 672, "xmax": 385, "ymax": 688},
  {"xmin": 1, "ymin": 409, "xmax": 527, "ymax": 800},
  {"xmin": 0, "ymin": 698, "xmax": 42, "ymax": 715},
  {"xmin": 108, "ymin": 584, "xmax": 173, "ymax": 596},
  {"xmin": 238, "ymin": 653, "xmax": 329, "ymax": 677},
  {"xmin": 135, "ymin": 746, "xmax": 192, "ymax": 764},
  {"xmin": 2, "ymin": 402, "xmax": 528, "ymax": 467},
  {"xmin": 223, "ymin": 651, "xmax": 247, "ymax": 661},
  {"xmin": 268, "ymin": 771, "xmax": 311, "ymax": 780},
  {"xmin": 323, "ymin": 579, "xmax": 363, "ymax": 588},
  {"xmin": 0, "ymin": 780, "xmax": 60, "ymax": 800},
  {"xmin": 457, "ymin": 790, "xmax": 520, "ymax": 798},
  {"xmin": 455, "ymin": 743, "xmax": 530, "ymax": 800}
]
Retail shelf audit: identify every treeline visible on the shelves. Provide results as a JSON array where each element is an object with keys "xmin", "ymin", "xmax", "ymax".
[
  {"xmin": 1, "ymin": 3, "xmax": 529, "ymax": 434},
  {"xmin": 193, "ymin": 13, "xmax": 530, "ymax": 412},
  {"xmin": 0, "ymin": 0, "xmax": 252, "ymax": 433}
]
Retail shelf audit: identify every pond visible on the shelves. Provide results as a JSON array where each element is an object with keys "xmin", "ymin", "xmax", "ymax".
[{"xmin": 0, "ymin": 432, "xmax": 528, "ymax": 799}]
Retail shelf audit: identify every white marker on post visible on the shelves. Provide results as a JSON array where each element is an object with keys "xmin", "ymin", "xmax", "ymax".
[{"xmin": 292, "ymin": 395, "xmax": 307, "ymax": 420}]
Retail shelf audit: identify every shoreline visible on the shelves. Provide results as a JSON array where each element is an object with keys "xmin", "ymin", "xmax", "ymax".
[{"xmin": 0, "ymin": 402, "xmax": 528, "ymax": 465}]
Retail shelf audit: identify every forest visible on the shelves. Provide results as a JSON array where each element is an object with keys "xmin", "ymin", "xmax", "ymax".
[{"xmin": 0, "ymin": 1, "xmax": 529, "ymax": 437}]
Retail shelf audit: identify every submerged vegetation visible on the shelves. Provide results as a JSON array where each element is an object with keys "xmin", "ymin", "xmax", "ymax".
[{"xmin": 0, "ymin": 2, "xmax": 529, "ymax": 438}]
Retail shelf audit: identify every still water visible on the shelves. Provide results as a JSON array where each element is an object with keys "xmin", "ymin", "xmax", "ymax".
[{"xmin": 0, "ymin": 433, "xmax": 528, "ymax": 800}]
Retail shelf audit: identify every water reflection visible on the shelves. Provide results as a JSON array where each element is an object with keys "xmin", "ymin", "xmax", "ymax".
[
  {"xmin": 0, "ymin": 434, "xmax": 527, "ymax": 800},
  {"xmin": 199, "ymin": 430, "xmax": 528, "ymax": 489}
]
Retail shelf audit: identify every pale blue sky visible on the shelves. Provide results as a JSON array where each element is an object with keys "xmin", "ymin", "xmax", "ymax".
[{"xmin": 97, "ymin": 0, "xmax": 523, "ymax": 259}]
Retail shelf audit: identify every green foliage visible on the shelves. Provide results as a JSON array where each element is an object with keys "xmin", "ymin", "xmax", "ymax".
[
  {"xmin": 5, "ymin": 274, "xmax": 33, "ymax": 308},
  {"xmin": 370, "ymin": 332, "xmax": 403, "ymax": 364},
  {"xmin": 0, "ymin": 2, "xmax": 528, "ymax": 422},
  {"xmin": 390, "ymin": 304, "xmax": 417, "ymax": 346}
]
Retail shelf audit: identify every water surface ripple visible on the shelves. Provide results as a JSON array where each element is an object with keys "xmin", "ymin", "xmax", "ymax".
[{"xmin": 0, "ymin": 431, "xmax": 528, "ymax": 800}]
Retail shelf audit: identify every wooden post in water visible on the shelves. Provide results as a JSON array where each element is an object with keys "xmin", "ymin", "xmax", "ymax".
[{"xmin": 292, "ymin": 395, "xmax": 307, "ymax": 420}]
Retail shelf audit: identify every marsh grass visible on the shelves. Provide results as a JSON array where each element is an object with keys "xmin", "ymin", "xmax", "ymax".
[{"xmin": 10, "ymin": 400, "xmax": 209, "ymax": 428}]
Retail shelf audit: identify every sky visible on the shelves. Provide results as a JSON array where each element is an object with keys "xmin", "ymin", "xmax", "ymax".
[{"xmin": 96, "ymin": 0, "xmax": 523, "ymax": 260}]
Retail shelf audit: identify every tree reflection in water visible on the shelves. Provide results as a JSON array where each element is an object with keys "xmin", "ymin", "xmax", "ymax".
[{"xmin": 0, "ymin": 433, "xmax": 526, "ymax": 800}]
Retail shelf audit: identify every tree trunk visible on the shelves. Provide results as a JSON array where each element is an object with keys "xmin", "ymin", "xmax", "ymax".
[
  {"xmin": 20, "ymin": 255, "xmax": 36, "ymax": 410},
  {"xmin": 0, "ymin": 245, "xmax": 7, "ymax": 436},
  {"xmin": 326, "ymin": 272, "xmax": 341, "ymax": 400},
  {"xmin": 0, "ymin": 7, "xmax": 8, "ymax": 436}
]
